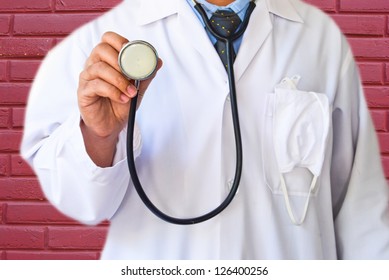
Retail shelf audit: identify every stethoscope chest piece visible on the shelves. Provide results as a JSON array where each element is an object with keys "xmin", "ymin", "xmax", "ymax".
[{"xmin": 118, "ymin": 40, "xmax": 158, "ymax": 81}]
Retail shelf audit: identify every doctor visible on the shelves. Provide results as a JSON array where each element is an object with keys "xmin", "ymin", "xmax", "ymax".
[{"xmin": 21, "ymin": 0, "xmax": 389, "ymax": 259}]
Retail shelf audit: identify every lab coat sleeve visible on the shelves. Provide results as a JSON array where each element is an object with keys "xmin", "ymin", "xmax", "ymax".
[
  {"xmin": 332, "ymin": 46, "xmax": 389, "ymax": 259},
  {"xmin": 21, "ymin": 30, "xmax": 140, "ymax": 225}
]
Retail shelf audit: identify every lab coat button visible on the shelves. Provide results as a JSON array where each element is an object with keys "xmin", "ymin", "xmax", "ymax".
[{"xmin": 226, "ymin": 96, "xmax": 231, "ymax": 102}]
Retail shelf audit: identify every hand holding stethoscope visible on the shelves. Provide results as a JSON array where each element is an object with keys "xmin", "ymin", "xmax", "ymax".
[{"xmin": 77, "ymin": 32, "xmax": 162, "ymax": 168}]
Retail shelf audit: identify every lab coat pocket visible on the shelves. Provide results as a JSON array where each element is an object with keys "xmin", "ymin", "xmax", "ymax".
[{"xmin": 262, "ymin": 87, "xmax": 330, "ymax": 225}]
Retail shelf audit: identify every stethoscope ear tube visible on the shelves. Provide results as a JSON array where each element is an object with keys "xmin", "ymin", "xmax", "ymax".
[{"xmin": 125, "ymin": 1, "xmax": 256, "ymax": 225}]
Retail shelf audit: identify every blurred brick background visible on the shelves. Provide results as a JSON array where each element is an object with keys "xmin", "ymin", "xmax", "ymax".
[{"xmin": 0, "ymin": 0, "xmax": 388, "ymax": 260}]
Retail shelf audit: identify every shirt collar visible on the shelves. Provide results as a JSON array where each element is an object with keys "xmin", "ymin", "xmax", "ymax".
[
  {"xmin": 136, "ymin": 0, "xmax": 303, "ymax": 26},
  {"xmin": 192, "ymin": 0, "xmax": 250, "ymax": 14},
  {"xmin": 186, "ymin": 0, "xmax": 250, "ymax": 22}
]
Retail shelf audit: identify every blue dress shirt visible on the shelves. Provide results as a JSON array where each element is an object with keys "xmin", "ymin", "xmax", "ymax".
[{"xmin": 186, "ymin": 0, "xmax": 251, "ymax": 54}]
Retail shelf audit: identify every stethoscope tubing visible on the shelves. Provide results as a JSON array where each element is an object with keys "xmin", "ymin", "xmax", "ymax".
[{"xmin": 126, "ymin": 1, "xmax": 256, "ymax": 225}]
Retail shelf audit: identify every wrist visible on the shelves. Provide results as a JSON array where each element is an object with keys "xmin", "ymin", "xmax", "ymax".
[{"xmin": 80, "ymin": 120, "xmax": 119, "ymax": 167}]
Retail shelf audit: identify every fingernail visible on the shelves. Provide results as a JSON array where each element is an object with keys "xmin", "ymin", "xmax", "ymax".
[
  {"xmin": 127, "ymin": 84, "xmax": 137, "ymax": 97},
  {"xmin": 120, "ymin": 94, "xmax": 130, "ymax": 103}
]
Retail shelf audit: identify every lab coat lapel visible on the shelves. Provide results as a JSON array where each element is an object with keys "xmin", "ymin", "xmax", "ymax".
[
  {"xmin": 234, "ymin": 0, "xmax": 304, "ymax": 82},
  {"xmin": 177, "ymin": 0, "xmax": 229, "ymax": 79},
  {"xmin": 234, "ymin": 0, "xmax": 272, "ymax": 82}
]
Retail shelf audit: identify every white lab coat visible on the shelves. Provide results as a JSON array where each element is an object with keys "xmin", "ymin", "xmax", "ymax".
[{"xmin": 21, "ymin": 0, "xmax": 389, "ymax": 259}]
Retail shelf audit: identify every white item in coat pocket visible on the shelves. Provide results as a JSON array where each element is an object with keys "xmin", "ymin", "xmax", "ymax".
[{"xmin": 273, "ymin": 88, "xmax": 330, "ymax": 177}]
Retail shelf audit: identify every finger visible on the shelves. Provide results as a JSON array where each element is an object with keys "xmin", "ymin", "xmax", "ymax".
[
  {"xmin": 101, "ymin": 31, "xmax": 129, "ymax": 52},
  {"xmin": 85, "ymin": 42, "xmax": 122, "ymax": 73},
  {"xmin": 80, "ymin": 61, "xmax": 137, "ymax": 97},
  {"xmin": 80, "ymin": 78, "xmax": 132, "ymax": 105}
]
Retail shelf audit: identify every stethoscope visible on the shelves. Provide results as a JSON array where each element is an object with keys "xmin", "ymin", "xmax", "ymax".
[{"xmin": 118, "ymin": 0, "xmax": 256, "ymax": 225}]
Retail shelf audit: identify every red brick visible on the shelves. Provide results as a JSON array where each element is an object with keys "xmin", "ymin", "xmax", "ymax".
[
  {"xmin": 11, "ymin": 155, "xmax": 35, "ymax": 176},
  {"xmin": 0, "ymin": 226, "xmax": 45, "ymax": 249},
  {"xmin": 371, "ymin": 110, "xmax": 388, "ymax": 132},
  {"xmin": 303, "ymin": 0, "xmax": 336, "ymax": 11},
  {"xmin": 348, "ymin": 38, "xmax": 389, "ymax": 60},
  {"xmin": 0, "ymin": 15, "xmax": 11, "ymax": 35},
  {"xmin": 0, "ymin": 38, "xmax": 53, "ymax": 58},
  {"xmin": 0, "ymin": 83, "xmax": 30, "ymax": 105},
  {"xmin": 6, "ymin": 202, "xmax": 78, "ymax": 224},
  {"xmin": 0, "ymin": 61, "xmax": 7, "ymax": 81},
  {"xmin": 0, "ymin": 155, "xmax": 10, "ymax": 176},
  {"xmin": 12, "ymin": 107, "xmax": 26, "ymax": 128},
  {"xmin": 0, "ymin": 131, "xmax": 22, "ymax": 152},
  {"xmin": 4, "ymin": 202, "xmax": 110, "ymax": 225},
  {"xmin": 55, "ymin": 0, "xmax": 121, "ymax": 11},
  {"xmin": 48, "ymin": 226, "xmax": 107, "ymax": 249},
  {"xmin": 10, "ymin": 61, "xmax": 41, "ymax": 82},
  {"xmin": 331, "ymin": 15, "xmax": 386, "ymax": 36},
  {"xmin": 0, "ymin": 108, "xmax": 11, "ymax": 128},
  {"xmin": 0, "ymin": 203, "xmax": 3, "ymax": 223},
  {"xmin": 5, "ymin": 250, "xmax": 99, "ymax": 260},
  {"xmin": 358, "ymin": 63, "xmax": 383, "ymax": 85},
  {"xmin": 0, "ymin": 178, "xmax": 45, "ymax": 201},
  {"xmin": 0, "ymin": 0, "xmax": 51, "ymax": 12},
  {"xmin": 378, "ymin": 133, "xmax": 389, "ymax": 154},
  {"xmin": 340, "ymin": 0, "xmax": 389, "ymax": 12},
  {"xmin": 387, "ymin": 21, "xmax": 389, "ymax": 35},
  {"xmin": 365, "ymin": 87, "xmax": 389, "ymax": 108},
  {"xmin": 386, "ymin": 64, "xmax": 389, "ymax": 83},
  {"xmin": 14, "ymin": 14, "xmax": 98, "ymax": 36}
]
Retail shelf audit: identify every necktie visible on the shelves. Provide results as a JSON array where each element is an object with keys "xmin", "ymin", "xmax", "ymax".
[{"xmin": 210, "ymin": 9, "xmax": 242, "ymax": 69}]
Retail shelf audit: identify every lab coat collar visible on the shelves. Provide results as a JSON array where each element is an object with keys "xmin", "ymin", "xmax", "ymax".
[
  {"xmin": 137, "ymin": 0, "xmax": 303, "ymax": 26},
  {"xmin": 266, "ymin": 0, "xmax": 304, "ymax": 23},
  {"xmin": 137, "ymin": 0, "xmax": 178, "ymax": 26}
]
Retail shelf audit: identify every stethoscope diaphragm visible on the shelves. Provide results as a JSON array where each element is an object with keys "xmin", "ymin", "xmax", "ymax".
[{"xmin": 118, "ymin": 40, "xmax": 158, "ymax": 81}]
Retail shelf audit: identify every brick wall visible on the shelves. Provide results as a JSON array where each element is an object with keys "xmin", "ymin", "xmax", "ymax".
[{"xmin": 0, "ymin": 0, "xmax": 388, "ymax": 260}]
